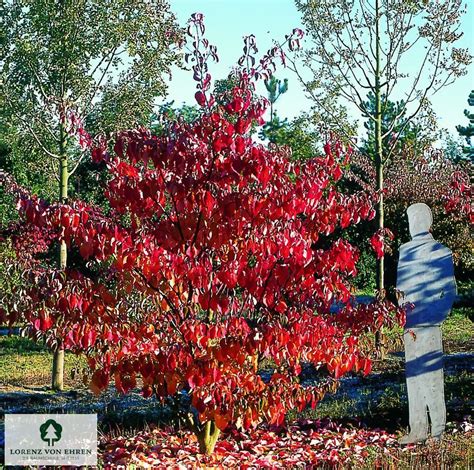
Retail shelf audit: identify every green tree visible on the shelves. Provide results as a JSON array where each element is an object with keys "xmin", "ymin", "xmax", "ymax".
[
  {"xmin": 150, "ymin": 101, "xmax": 201, "ymax": 135},
  {"xmin": 439, "ymin": 129, "xmax": 465, "ymax": 164},
  {"xmin": 361, "ymin": 93, "xmax": 436, "ymax": 162},
  {"xmin": 456, "ymin": 90, "xmax": 474, "ymax": 162},
  {"xmin": 213, "ymin": 72, "xmax": 242, "ymax": 106},
  {"xmin": 356, "ymin": 95, "xmax": 437, "ymax": 292},
  {"xmin": 264, "ymin": 76, "xmax": 288, "ymax": 122},
  {"xmin": 0, "ymin": 0, "xmax": 181, "ymax": 390},
  {"xmin": 294, "ymin": 0, "xmax": 472, "ymax": 297},
  {"xmin": 259, "ymin": 112, "xmax": 323, "ymax": 160}
]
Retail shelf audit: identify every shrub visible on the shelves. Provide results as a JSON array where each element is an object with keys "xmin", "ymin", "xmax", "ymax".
[{"xmin": 0, "ymin": 15, "xmax": 402, "ymax": 455}]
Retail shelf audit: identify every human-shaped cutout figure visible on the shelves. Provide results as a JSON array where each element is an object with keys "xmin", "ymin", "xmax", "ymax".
[{"xmin": 396, "ymin": 203, "xmax": 457, "ymax": 444}]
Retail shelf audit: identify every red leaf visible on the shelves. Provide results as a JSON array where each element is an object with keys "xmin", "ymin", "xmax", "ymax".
[
  {"xmin": 370, "ymin": 233, "xmax": 384, "ymax": 258},
  {"xmin": 258, "ymin": 167, "xmax": 271, "ymax": 189},
  {"xmin": 195, "ymin": 91, "xmax": 206, "ymax": 106},
  {"xmin": 202, "ymin": 190, "xmax": 216, "ymax": 217},
  {"xmin": 90, "ymin": 369, "xmax": 109, "ymax": 395},
  {"xmin": 215, "ymin": 413, "xmax": 230, "ymax": 431}
]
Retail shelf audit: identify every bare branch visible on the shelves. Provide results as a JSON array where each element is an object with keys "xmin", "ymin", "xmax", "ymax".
[
  {"xmin": 83, "ymin": 46, "xmax": 120, "ymax": 114},
  {"xmin": 345, "ymin": 3, "xmax": 377, "ymax": 73},
  {"xmin": 359, "ymin": 0, "xmax": 378, "ymax": 62},
  {"xmin": 25, "ymin": 61, "xmax": 56, "ymax": 116},
  {"xmin": 68, "ymin": 150, "xmax": 89, "ymax": 176},
  {"xmin": 9, "ymin": 108, "xmax": 61, "ymax": 160},
  {"xmin": 286, "ymin": 56, "xmax": 361, "ymax": 150}
]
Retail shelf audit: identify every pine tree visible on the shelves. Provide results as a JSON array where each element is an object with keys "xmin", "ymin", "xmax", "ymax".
[
  {"xmin": 456, "ymin": 90, "xmax": 474, "ymax": 162},
  {"xmin": 264, "ymin": 76, "xmax": 288, "ymax": 122}
]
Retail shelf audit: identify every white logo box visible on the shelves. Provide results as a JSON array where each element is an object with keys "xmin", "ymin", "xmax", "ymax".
[{"xmin": 5, "ymin": 414, "xmax": 97, "ymax": 466}]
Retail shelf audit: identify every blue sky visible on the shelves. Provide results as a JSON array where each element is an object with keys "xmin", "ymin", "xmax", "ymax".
[{"xmin": 164, "ymin": 0, "xmax": 474, "ymax": 137}]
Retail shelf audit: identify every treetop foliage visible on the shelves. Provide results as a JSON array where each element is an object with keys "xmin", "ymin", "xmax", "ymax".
[{"xmin": 0, "ymin": 0, "xmax": 182, "ymax": 169}]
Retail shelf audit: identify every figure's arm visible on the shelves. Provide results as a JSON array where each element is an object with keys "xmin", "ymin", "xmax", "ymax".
[
  {"xmin": 439, "ymin": 250, "xmax": 457, "ymax": 324},
  {"xmin": 396, "ymin": 246, "xmax": 406, "ymax": 307},
  {"xmin": 452, "ymin": 254, "xmax": 458, "ymax": 297},
  {"xmin": 449, "ymin": 252, "xmax": 457, "ymax": 298},
  {"xmin": 446, "ymin": 251, "xmax": 457, "ymax": 297}
]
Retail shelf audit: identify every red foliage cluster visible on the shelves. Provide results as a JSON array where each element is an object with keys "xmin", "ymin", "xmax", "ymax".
[
  {"xmin": 383, "ymin": 150, "xmax": 473, "ymax": 225},
  {"xmin": 383, "ymin": 150, "xmax": 473, "ymax": 268},
  {"xmin": 370, "ymin": 228, "xmax": 395, "ymax": 259},
  {"xmin": 1, "ymin": 15, "xmax": 403, "ymax": 437},
  {"xmin": 443, "ymin": 168, "xmax": 473, "ymax": 224}
]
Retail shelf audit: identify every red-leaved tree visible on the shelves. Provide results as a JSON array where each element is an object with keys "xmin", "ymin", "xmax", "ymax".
[{"xmin": 1, "ymin": 15, "xmax": 403, "ymax": 455}]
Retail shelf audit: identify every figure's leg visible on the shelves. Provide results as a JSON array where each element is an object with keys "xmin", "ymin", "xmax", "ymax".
[
  {"xmin": 407, "ymin": 375, "xmax": 429, "ymax": 438},
  {"xmin": 399, "ymin": 329, "xmax": 429, "ymax": 444},
  {"xmin": 425, "ymin": 327, "xmax": 446, "ymax": 439}
]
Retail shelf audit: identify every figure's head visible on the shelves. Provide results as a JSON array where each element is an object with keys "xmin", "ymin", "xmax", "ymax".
[{"xmin": 407, "ymin": 203, "xmax": 433, "ymax": 238}]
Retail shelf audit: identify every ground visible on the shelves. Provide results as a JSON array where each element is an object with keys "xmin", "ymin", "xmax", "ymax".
[{"xmin": 0, "ymin": 307, "xmax": 472, "ymax": 468}]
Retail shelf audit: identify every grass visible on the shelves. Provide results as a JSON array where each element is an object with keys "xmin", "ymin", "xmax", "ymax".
[
  {"xmin": 442, "ymin": 307, "xmax": 474, "ymax": 351},
  {"xmin": 0, "ymin": 334, "xmax": 87, "ymax": 390},
  {"xmin": 374, "ymin": 307, "xmax": 474, "ymax": 354},
  {"xmin": 288, "ymin": 367, "xmax": 472, "ymax": 430},
  {"xmin": 356, "ymin": 433, "xmax": 474, "ymax": 470}
]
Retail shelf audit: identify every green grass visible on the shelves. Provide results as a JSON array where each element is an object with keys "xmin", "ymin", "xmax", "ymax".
[
  {"xmin": 0, "ymin": 335, "xmax": 87, "ymax": 389},
  {"xmin": 0, "ymin": 333, "xmax": 46, "ymax": 353},
  {"xmin": 442, "ymin": 308, "xmax": 474, "ymax": 351},
  {"xmin": 354, "ymin": 287, "xmax": 376, "ymax": 296},
  {"xmin": 376, "ymin": 307, "xmax": 474, "ymax": 354}
]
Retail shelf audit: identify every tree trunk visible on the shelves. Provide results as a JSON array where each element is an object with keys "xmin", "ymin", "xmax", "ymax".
[
  {"xmin": 52, "ymin": 123, "xmax": 68, "ymax": 391},
  {"xmin": 374, "ymin": 0, "xmax": 384, "ymax": 349},
  {"xmin": 52, "ymin": 347, "xmax": 64, "ymax": 391},
  {"xmin": 196, "ymin": 420, "xmax": 221, "ymax": 455},
  {"xmin": 376, "ymin": 162, "xmax": 384, "ymax": 295},
  {"xmin": 374, "ymin": 0, "xmax": 384, "ymax": 298}
]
